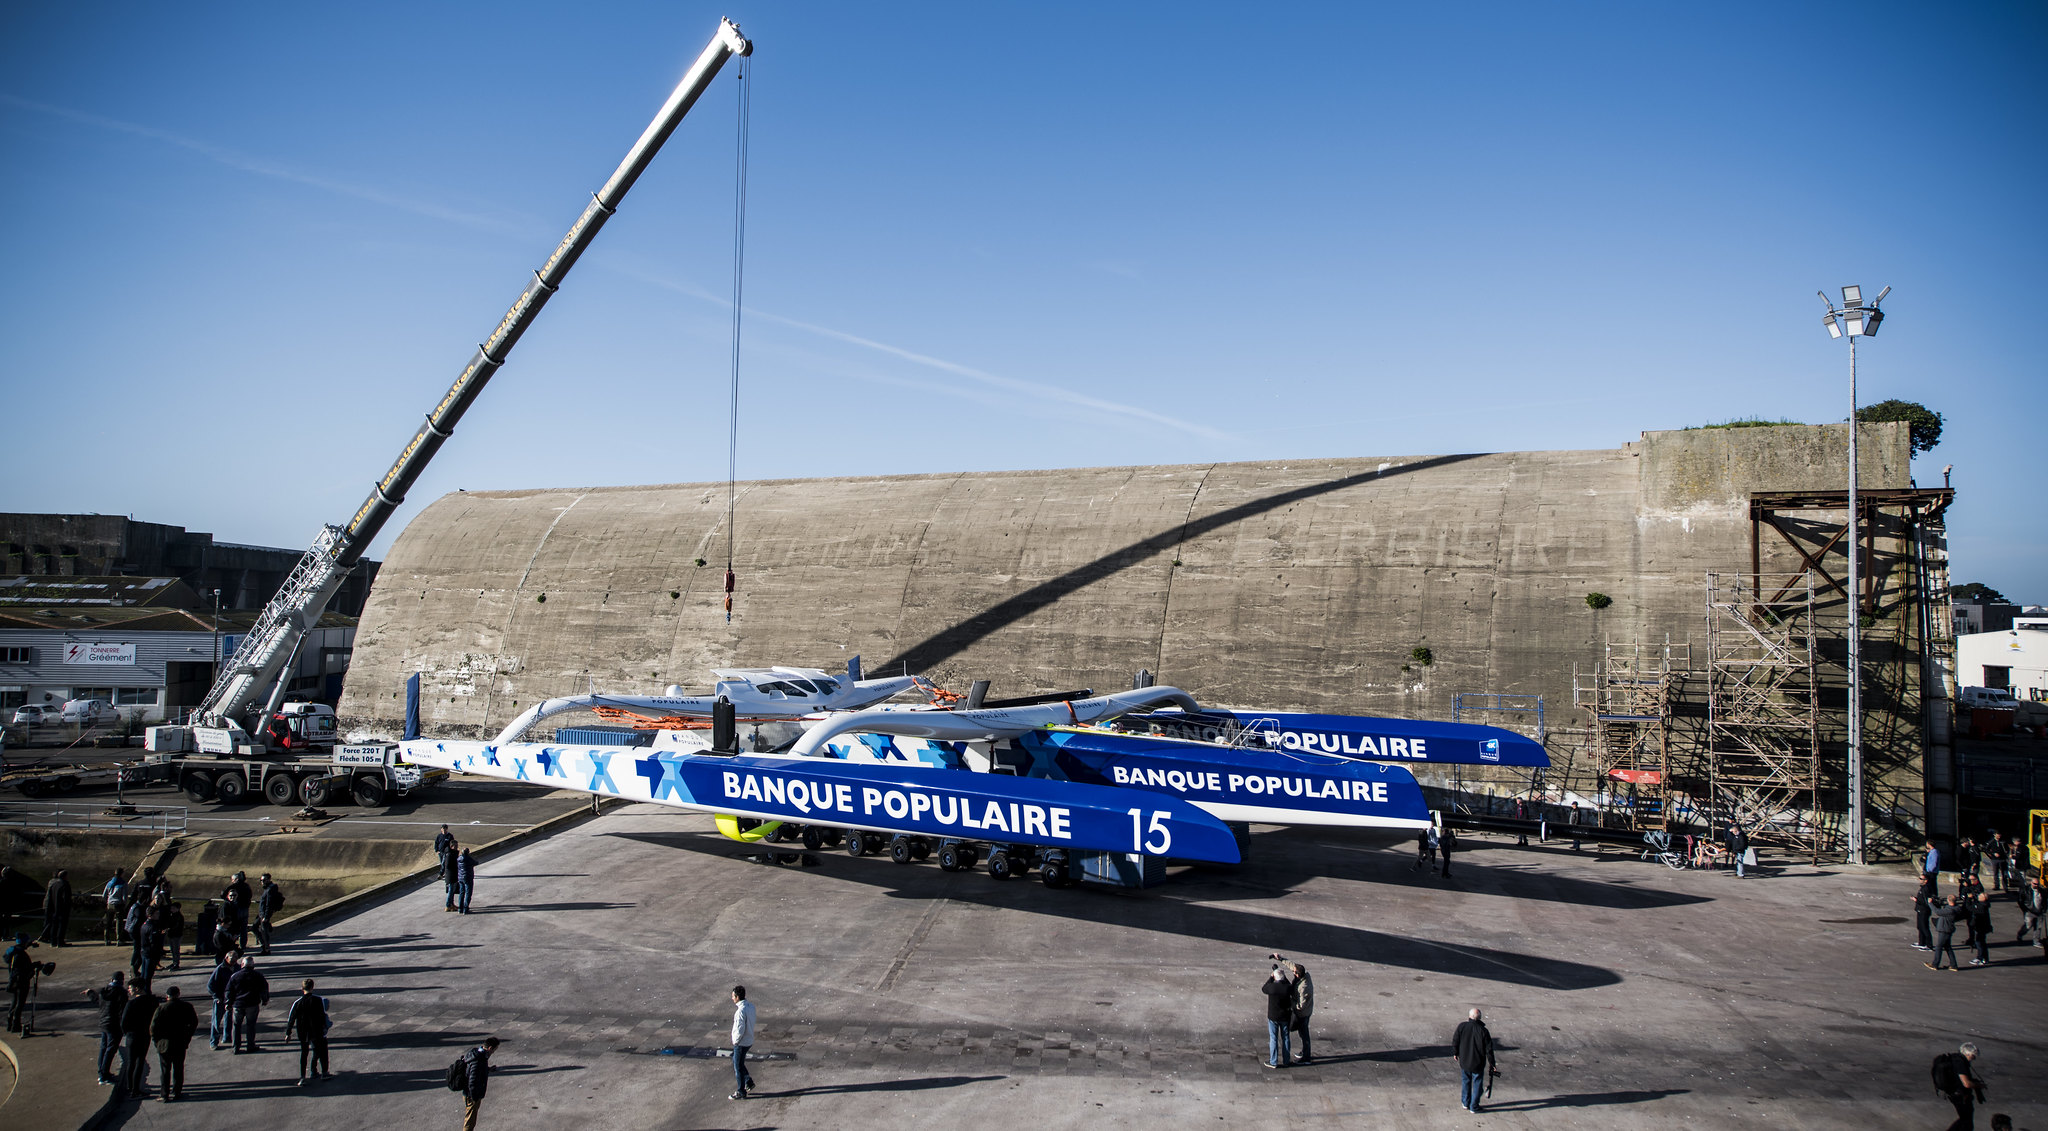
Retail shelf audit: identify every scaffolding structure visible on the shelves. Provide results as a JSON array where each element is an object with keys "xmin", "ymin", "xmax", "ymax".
[
  {"xmin": 1574, "ymin": 640, "xmax": 1694, "ymax": 832},
  {"xmin": 1705, "ymin": 571, "xmax": 1825, "ymax": 861}
]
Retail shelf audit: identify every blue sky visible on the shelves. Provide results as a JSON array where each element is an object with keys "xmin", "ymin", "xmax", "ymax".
[{"xmin": 2, "ymin": 3, "xmax": 2042, "ymax": 601}]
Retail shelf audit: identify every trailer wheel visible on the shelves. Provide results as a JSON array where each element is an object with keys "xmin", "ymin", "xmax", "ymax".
[
  {"xmin": 1041, "ymin": 851, "xmax": 1072, "ymax": 889},
  {"xmin": 940, "ymin": 844, "xmax": 967, "ymax": 872},
  {"xmin": 183, "ymin": 773, "xmax": 216, "ymax": 804},
  {"xmin": 352, "ymin": 775, "xmax": 387, "ymax": 807},
  {"xmin": 986, "ymin": 850, "xmax": 1013, "ymax": 881},
  {"xmin": 909, "ymin": 837, "xmax": 931, "ymax": 861},
  {"xmin": 54, "ymin": 776, "xmax": 79, "ymax": 794},
  {"xmin": 262, "ymin": 773, "xmax": 299, "ymax": 807},
  {"xmin": 888, "ymin": 836, "xmax": 915, "ymax": 865},
  {"xmin": 17, "ymin": 780, "xmax": 46, "ymax": 798},
  {"xmin": 299, "ymin": 776, "xmax": 333, "ymax": 807},
  {"xmin": 800, "ymin": 826, "xmax": 823, "ymax": 851},
  {"xmin": 844, "ymin": 828, "xmax": 868, "ymax": 857},
  {"xmin": 214, "ymin": 773, "xmax": 249, "ymax": 806}
]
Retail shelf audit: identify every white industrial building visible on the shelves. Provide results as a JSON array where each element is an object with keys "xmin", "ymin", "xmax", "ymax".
[
  {"xmin": 0, "ymin": 577, "xmax": 354, "ymax": 724},
  {"xmin": 1957, "ymin": 618, "xmax": 2048, "ymax": 702}
]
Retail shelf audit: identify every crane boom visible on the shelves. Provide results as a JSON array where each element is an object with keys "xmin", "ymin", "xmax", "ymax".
[{"xmin": 192, "ymin": 19, "xmax": 752, "ymax": 729}]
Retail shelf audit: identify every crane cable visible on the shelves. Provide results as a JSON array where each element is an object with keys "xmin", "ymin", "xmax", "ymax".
[{"xmin": 724, "ymin": 54, "xmax": 751, "ymax": 624}]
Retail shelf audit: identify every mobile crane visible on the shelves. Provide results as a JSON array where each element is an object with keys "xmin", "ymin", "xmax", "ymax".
[{"xmin": 140, "ymin": 19, "xmax": 754, "ymax": 809}]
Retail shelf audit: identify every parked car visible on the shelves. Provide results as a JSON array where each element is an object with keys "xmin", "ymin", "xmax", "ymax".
[
  {"xmin": 11, "ymin": 704, "xmax": 57, "ymax": 727},
  {"xmin": 60, "ymin": 698, "xmax": 119, "ymax": 726}
]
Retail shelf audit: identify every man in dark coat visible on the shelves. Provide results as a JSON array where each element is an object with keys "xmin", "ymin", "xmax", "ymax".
[
  {"xmin": 5, "ymin": 933, "xmax": 37, "ymax": 1032},
  {"xmin": 150, "ymin": 984, "xmax": 198, "ymax": 1102},
  {"xmin": 39, "ymin": 869, "xmax": 71, "ymax": 945},
  {"xmin": 227, "ymin": 955, "xmax": 269, "ymax": 1053},
  {"xmin": 254, "ymin": 874, "xmax": 285, "ymax": 955},
  {"xmin": 2020, "ymin": 875, "xmax": 2046, "ymax": 950},
  {"xmin": 1439, "ymin": 826, "xmax": 1458, "ymax": 878},
  {"xmin": 1452, "ymin": 1007, "xmax": 1498, "ymax": 1113},
  {"xmin": 441, "ymin": 839, "xmax": 462, "ymax": 911},
  {"xmin": 1726, "ymin": 822, "xmax": 1751, "ymax": 878},
  {"xmin": 1932, "ymin": 1042, "xmax": 1985, "ymax": 1130},
  {"xmin": 1913, "ymin": 874, "xmax": 1938, "ymax": 951},
  {"xmin": 1413, "ymin": 827, "xmax": 1434, "ymax": 871},
  {"xmin": 1259, "ymin": 963, "xmax": 1294, "ymax": 1068},
  {"xmin": 459, "ymin": 1036, "xmax": 499, "ymax": 1131},
  {"xmin": 85, "ymin": 971, "xmax": 128, "ymax": 1084},
  {"xmin": 119, "ymin": 985, "xmax": 159, "ymax": 1096},
  {"xmin": 164, "ymin": 901, "xmax": 186, "ymax": 970},
  {"xmin": 1926, "ymin": 897, "xmax": 1962, "ymax": 971},
  {"xmin": 455, "ymin": 848, "xmax": 477, "ymax": 914},
  {"xmin": 221, "ymin": 887, "xmax": 250, "ymax": 952},
  {"xmin": 1288, "ymin": 962, "xmax": 1315, "ymax": 1064},
  {"xmin": 1968, "ymin": 892, "xmax": 1995, "ymax": 967},
  {"xmin": 284, "ymin": 977, "xmax": 331, "ymax": 1083}
]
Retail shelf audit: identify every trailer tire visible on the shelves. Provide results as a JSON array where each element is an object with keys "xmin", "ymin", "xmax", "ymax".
[
  {"xmin": 800, "ymin": 825, "xmax": 823, "ymax": 851},
  {"xmin": 844, "ymin": 828, "xmax": 868, "ymax": 857},
  {"xmin": 986, "ymin": 850, "xmax": 1014, "ymax": 881},
  {"xmin": 17, "ymin": 780, "xmax": 46, "ymax": 798},
  {"xmin": 214, "ymin": 773, "xmax": 249, "ymax": 806},
  {"xmin": 183, "ymin": 773, "xmax": 216, "ymax": 804},
  {"xmin": 1041, "ymin": 851, "xmax": 1071, "ymax": 889},
  {"xmin": 910, "ymin": 837, "xmax": 931, "ymax": 861},
  {"xmin": 889, "ymin": 836, "xmax": 915, "ymax": 865},
  {"xmin": 54, "ymin": 776, "xmax": 79, "ymax": 794},
  {"xmin": 352, "ymin": 775, "xmax": 387, "ymax": 807},
  {"xmin": 299, "ymin": 776, "xmax": 333, "ymax": 807},
  {"xmin": 263, "ymin": 773, "xmax": 299, "ymax": 807}
]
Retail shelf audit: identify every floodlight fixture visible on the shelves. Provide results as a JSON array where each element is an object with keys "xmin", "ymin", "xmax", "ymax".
[
  {"xmin": 1842, "ymin": 284, "xmax": 1862, "ymax": 306},
  {"xmin": 1845, "ymin": 311, "xmax": 1866, "ymax": 336},
  {"xmin": 1824, "ymin": 313, "xmax": 1843, "ymax": 338},
  {"xmin": 1862, "ymin": 308, "xmax": 1883, "ymax": 337}
]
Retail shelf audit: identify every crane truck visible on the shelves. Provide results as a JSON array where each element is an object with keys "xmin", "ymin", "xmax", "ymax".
[{"xmin": 138, "ymin": 19, "xmax": 755, "ymax": 810}]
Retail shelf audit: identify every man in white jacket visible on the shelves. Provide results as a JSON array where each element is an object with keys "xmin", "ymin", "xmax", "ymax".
[{"xmin": 729, "ymin": 986, "xmax": 756, "ymax": 1100}]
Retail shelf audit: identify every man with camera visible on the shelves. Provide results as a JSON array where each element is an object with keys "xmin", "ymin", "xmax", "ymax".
[
  {"xmin": 1931, "ymin": 1042, "xmax": 1985, "ymax": 1129},
  {"xmin": 1259, "ymin": 954, "xmax": 1296, "ymax": 1068},
  {"xmin": 6, "ymin": 932, "xmax": 51, "ymax": 1032}
]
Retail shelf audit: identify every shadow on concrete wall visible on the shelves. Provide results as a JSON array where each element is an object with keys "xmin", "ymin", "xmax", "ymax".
[{"xmin": 879, "ymin": 453, "xmax": 1488, "ymax": 676}]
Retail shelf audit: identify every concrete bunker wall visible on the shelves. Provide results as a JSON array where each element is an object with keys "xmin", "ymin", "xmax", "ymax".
[{"xmin": 337, "ymin": 423, "xmax": 1918, "ymax": 750}]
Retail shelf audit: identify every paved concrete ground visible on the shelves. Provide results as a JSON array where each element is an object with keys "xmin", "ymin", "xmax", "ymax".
[{"xmin": 19, "ymin": 808, "xmax": 2046, "ymax": 1130}]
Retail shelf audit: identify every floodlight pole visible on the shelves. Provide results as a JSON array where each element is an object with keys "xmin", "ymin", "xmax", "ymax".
[
  {"xmin": 1818, "ymin": 285, "xmax": 1887, "ymax": 866},
  {"xmin": 1845, "ymin": 329, "xmax": 1862, "ymax": 866}
]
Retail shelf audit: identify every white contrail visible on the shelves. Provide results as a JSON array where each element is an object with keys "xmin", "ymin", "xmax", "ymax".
[
  {"xmin": 607, "ymin": 261, "xmax": 1234, "ymax": 442},
  {"xmin": 2, "ymin": 93, "xmax": 532, "ymax": 235},
  {"xmin": 9, "ymin": 92, "xmax": 1230, "ymax": 443}
]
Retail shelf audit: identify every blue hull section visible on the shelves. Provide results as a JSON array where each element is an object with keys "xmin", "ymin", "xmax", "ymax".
[
  {"xmin": 402, "ymin": 739, "xmax": 1241, "ymax": 863},
  {"xmin": 1025, "ymin": 729, "xmax": 1431, "ymax": 829},
  {"xmin": 1130, "ymin": 710, "xmax": 1550, "ymax": 768}
]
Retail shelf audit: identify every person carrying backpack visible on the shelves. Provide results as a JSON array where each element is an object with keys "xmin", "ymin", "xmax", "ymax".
[
  {"xmin": 1931, "ymin": 1043, "xmax": 1985, "ymax": 1128},
  {"xmin": 449, "ymin": 1036, "xmax": 498, "ymax": 1131}
]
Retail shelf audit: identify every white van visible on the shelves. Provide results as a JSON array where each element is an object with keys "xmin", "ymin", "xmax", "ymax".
[
  {"xmin": 1959, "ymin": 686, "xmax": 2021, "ymax": 709},
  {"xmin": 61, "ymin": 698, "xmax": 119, "ymax": 725}
]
